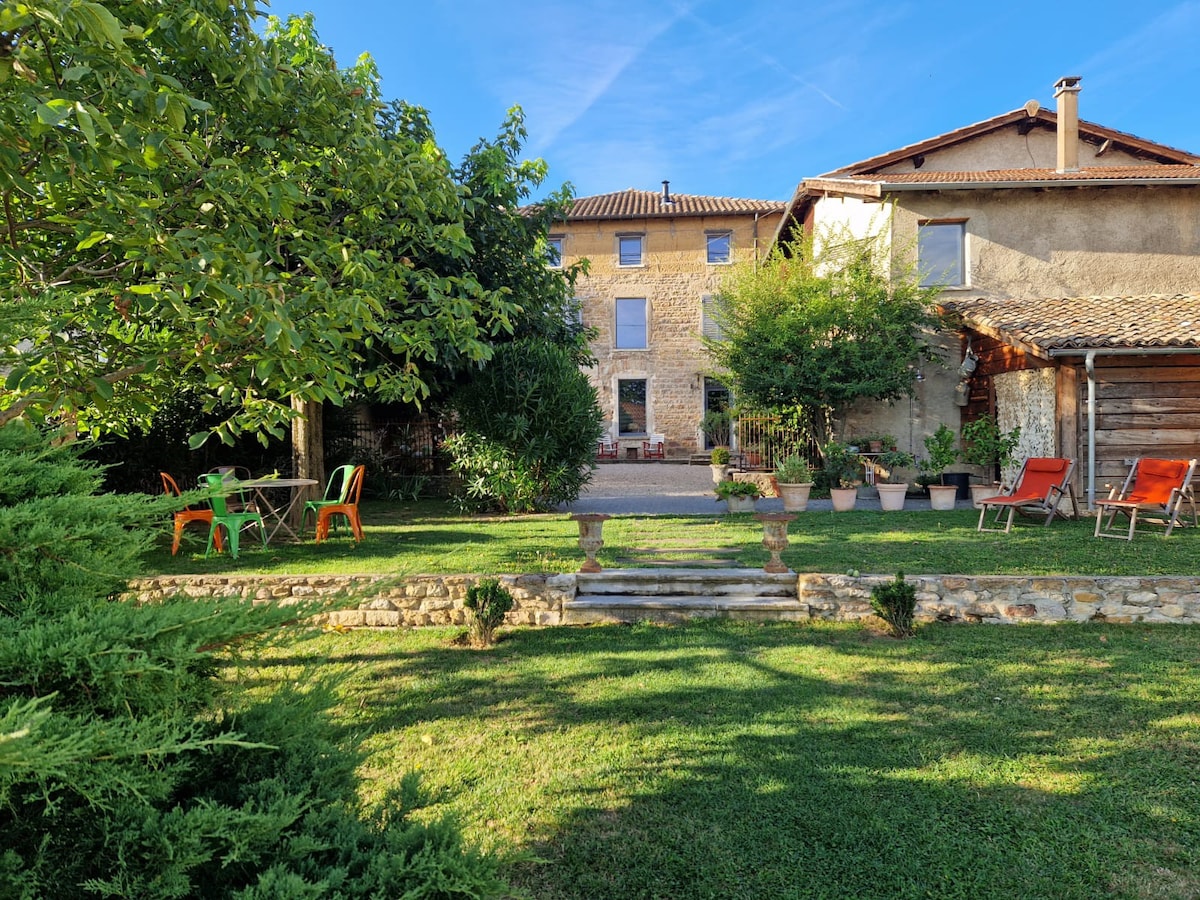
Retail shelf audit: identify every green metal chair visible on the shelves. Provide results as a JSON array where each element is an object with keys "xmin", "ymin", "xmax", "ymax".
[
  {"xmin": 302, "ymin": 464, "xmax": 355, "ymax": 535},
  {"xmin": 202, "ymin": 474, "xmax": 266, "ymax": 559}
]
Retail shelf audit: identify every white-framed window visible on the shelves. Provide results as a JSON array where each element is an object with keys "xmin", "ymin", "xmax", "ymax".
[
  {"xmin": 546, "ymin": 235, "xmax": 563, "ymax": 268},
  {"xmin": 618, "ymin": 234, "xmax": 643, "ymax": 267},
  {"xmin": 918, "ymin": 220, "xmax": 966, "ymax": 287},
  {"xmin": 615, "ymin": 298, "xmax": 648, "ymax": 349},
  {"xmin": 701, "ymin": 294, "xmax": 724, "ymax": 340},
  {"xmin": 562, "ymin": 296, "xmax": 583, "ymax": 327},
  {"xmin": 617, "ymin": 378, "xmax": 648, "ymax": 435},
  {"xmin": 706, "ymin": 231, "xmax": 731, "ymax": 264}
]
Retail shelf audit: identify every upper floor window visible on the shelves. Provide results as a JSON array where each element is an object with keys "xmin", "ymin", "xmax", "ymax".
[
  {"xmin": 706, "ymin": 232, "xmax": 731, "ymax": 264},
  {"xmin": 546, "ymin": 236, "xmax": 563, "ymax": 268},
  {"xmin": 615, "ymin": 298, "xmax": 648, "ymax": 349},
  {"xmin": 618, "ymin": 234, "xmax": 643, "ymax": 267},
  {"xmin": 918, "ymin": 220, "xmax": 966, "ymax": 287}
]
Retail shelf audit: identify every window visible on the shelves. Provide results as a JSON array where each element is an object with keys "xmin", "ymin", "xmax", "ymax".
[
  {"xmin": 706, "ymin": 231, "xmax": 731, "ymax": 264},
  {"xmin": 562, "ymin": 296, "xmax": 583, "ymax": 328},
  {"xmin": 546, "ymin": 236, "xmax": 563, "ymax": 268},
  {"xmin": 918, "ymin": 220, "xmax": 966, "ymax": 287},
  {"xmin": 618, "ymin": 234, "xmax": 643, "ymax": 267},
  {"xmin": 615, "ymin": 298, "xmax": 647, "ymax": 349},
  {"xmin": 701, "ymin": 294, "xmax": 724, "ymax": 340},
  {"xmin": 618, "ymin": 379, "xmax": 647, "ymax": 435}
]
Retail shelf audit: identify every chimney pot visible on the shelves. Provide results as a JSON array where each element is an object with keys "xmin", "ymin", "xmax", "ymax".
[{"xmin": 661, "ymin": 180, "xmax": 673, "ymax": 204}]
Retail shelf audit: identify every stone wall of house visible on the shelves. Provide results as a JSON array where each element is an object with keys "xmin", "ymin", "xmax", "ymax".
[
  {"xmin": 129, "ymin": 572, "xmax": 1200, "ymax": 627},
  {"xmin": 564, "ymin": 210, "xmax": 782, "ymax": 457},
  {"xmin": 800, "ymin": 573, "xmax": 1200, "ymax": 624}
]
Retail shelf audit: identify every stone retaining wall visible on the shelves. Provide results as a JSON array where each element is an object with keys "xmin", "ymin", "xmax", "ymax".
[
  {"xmin": 128, "ymin": 572, "xmax": 1200, "ymax": 627},
  {"xmin": 800, "ymin": 574, "xmax": 1200, "ymax": 624}
]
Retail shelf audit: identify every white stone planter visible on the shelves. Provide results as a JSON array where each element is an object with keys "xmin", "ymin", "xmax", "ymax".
[
  {"xmin": 876, "ymin": 483, "xmax": 908, "ymax": 512},
  {"xmin": 928, "ymin": 484, "xmax": 958, "ymax": 511},
  {"xmin": 724, "ymin": 495, "xmax": 757, "ymax": 513},
  {"xmin": 711, "ymin": 464, "xmax": 730, "ymax": 484},
  {"xmin": 776, "ymin": 482, "xmax": 814, "ymax": 512},
  {"xmin": 830, "ymin": 487, "xmax": 858, "ymax": 512},
  {"xmin": 970, "ymin": 482, "xmax": 1001, "ymax": 509}
]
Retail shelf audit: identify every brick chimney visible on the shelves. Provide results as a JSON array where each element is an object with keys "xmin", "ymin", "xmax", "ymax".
[{"xmin": 1054, "ymin": 76, "xmax": 1081, "ymax": 173}]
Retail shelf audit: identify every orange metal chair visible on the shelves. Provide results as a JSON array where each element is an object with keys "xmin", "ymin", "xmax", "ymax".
[
  {"xmin": 641, "ymin": 433, "xmax": 665, "ymax": 460},
  {"xmin": 976, "ymin": 457, "xmax": 1078, "ymax": 533},
  {"xmin": 161, "ymin": 472, "xmax": 222, "ymax": 555},
  {"xmin": 1094, "ymin": 457, "xmax": 1197, "ymax": 540},
  {"xmin": 315, "ymin": 465, "xmax": 365, "ymax": 543}
]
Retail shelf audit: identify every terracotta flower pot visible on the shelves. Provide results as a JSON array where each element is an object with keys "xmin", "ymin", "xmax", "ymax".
[
  {"xmin": 928, "ymin": 484, "xmax": 958, "ymax": 511},
  {"xmin": 776, "ymin": 482, "xmax": 814, "ymax": 512},
  {"xmin": 830, "ymin": 487, "xmax": 858, "ymax": 512},
  {"xmin": 970, "ymin": 482, "xmax": 1000, "ymax": 509},
  {"xmin": 877, "ymin": 483, "xmax": 908, "ymax": 511}
]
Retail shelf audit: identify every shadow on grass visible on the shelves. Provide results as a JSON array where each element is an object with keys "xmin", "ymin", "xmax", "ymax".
[{"xmin": 241, "ymin": 622, "xmax": 1200, "ymax": 899}]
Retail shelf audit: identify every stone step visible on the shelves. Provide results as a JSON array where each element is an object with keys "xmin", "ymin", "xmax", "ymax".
[
  {"xmin": 615, "ymin": 558, "xmax": 734, "ymax": 568},
  {"xmin": 564, "ymin": 594, "xmax": 806, "ymax": 625},
  {"xmin": 578, "ymin": 568, "xmax": 796, "ymax": 597}
]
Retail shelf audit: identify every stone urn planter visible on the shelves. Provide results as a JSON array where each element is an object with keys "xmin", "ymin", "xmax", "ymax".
[
  {"xmin": 570, "ymin": 513, "xmax": 610, "ymax": 573},
  {"xmin": 710, "ymin": 464, "xmax": 730, "ymax": 485},
  {"xmin": 970, "ymin": 482, "xmax": 1001, "ymax": 509},
  {"xmin": 876, "ymin": 483, "xmax": 908, "ymax": 512},
  {"xmin": 754, "ymin": 512, "xmax": 795, "ymax": 573},
  {"xmin": 830, "ymin": 487, "xmax": 858, "ymax": 512},
  {"xmin": 776, "ymin": 482, "xmax": 814, "ymax": 513},
  {"xmin": 928, "ymin": 484, "xmax": 958, "ymax": 511}
]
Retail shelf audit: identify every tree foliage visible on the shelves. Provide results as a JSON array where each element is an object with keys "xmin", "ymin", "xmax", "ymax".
[
  {"xmin": 0, "ymin": 1, "xmax": 523, "ymax": 446},
  {"xmin": 705, "ymin": 227, "xmax": 940, "ymax": 444},
  {"xmin": 446, "ymin": 339, "xmax": 604, "ymax": 513},
  {"xmin": 0, "ymin": 421, "xmax": 511, "ymax": 896}
]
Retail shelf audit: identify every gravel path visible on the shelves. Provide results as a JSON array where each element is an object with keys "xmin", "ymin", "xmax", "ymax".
[{"xmin": 559, "ymin": 462, "xmax": 953, "ymax": 515}]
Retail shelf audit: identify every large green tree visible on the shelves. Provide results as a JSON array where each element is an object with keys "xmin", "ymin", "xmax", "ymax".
[
  {"xmin": 0, "ymin": 1, "xmax": 517, "ymax": 454},
  {"xmin": 705, "ymin": 228, "xmax": 940, "ymax": 445}
]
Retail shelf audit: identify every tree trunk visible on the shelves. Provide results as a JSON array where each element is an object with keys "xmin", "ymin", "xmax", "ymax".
[{"xmin": 291, "ymin": 398, "xmax": 324, "ymax": 528}]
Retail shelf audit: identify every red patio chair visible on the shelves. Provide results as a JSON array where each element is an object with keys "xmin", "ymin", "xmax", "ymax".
[
  {"xmin": 976, "ymin": 457, "xmax": 1078, "ymax": 533},
  {"xmin": 161, "ymin": 472, "xmax": 222, "ymax": 555},
  {"xmin": 316, "ymin": 465, "xmax": 365, "ymax": 544},
  {"xmin": 1094, "ymin": 457, "xmax": 1197, "ymax": 540},
  {"xmin": 597, "ymin": 435, "xmax": 618, "ymax": 460}
]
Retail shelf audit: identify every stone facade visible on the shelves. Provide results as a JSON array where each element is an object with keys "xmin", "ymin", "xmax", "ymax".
[
  {"xmin": 556, "ymin": 189, "xmax": 783, "ymax": 458},
  {"xmin": 128, "ymin": 572, "xmax": 1200, "ymax": 627}
]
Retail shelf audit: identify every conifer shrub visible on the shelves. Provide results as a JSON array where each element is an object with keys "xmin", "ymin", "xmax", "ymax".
[
  {"xmin": 464, "ymin": 578, "xmax": 515, "ymax": 646},
  {"xmin": 870, "ymin": 571, "xmax": 918, "ymax": 638},
  {"xmin": 0, "ymin": 422, "xmax": 510, "ymax": 897}
]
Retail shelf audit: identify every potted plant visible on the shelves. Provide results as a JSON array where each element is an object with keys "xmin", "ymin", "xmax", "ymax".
[
  {"xmin": 961, "ymin": 415, "xmax": 1021, "ymax": 508},
  {"xmin": 773, "ymin": 454, "xmax": 815, "ymax": 512},
  {"xmin": 875, "ymin": 448, "xmax": 915, "ymax": 512},
  {"xmin": 710, "ymin": 446, "xmax": 732, "ymax": 484},
  {"xmin": 864, "ymin": 433, "xmax": 896, "ymax": 454},
  {"xmin": 822, "ymin": 441, "xmax": 861, "ymax": 512},
  {"xmin": 920, "ymin": 424, "xmax": 960, "ymax": 511},
  {"xmin": 700, "ymin": 409, "xmax": 732, "ymax": 449},
  {"xmin": 715, "ymin": 478, "xmax": 761, "ymax": 513}
]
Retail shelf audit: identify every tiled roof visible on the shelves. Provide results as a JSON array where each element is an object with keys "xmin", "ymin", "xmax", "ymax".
[
  {"xmin": 942, "ymin": 294, "xmax": 1200, "ymax": 352},
  {"xmin": 839, "ymin": 165, "xmax": 1200, "ymax": 186},
  {"xmin": 824, "ymin": 108, "xmax": 1200, "ymax": 176},
  {"xmin": 559, "ymin": 189, "xmax": 784, "ymax": 221}
]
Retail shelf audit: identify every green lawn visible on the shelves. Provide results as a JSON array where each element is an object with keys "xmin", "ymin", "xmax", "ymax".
[
  {"xmin": 238, "ymin": 621, "xmax": 1200, "ymax": 899},
  {"xmin": 147, "ymin": 500, "xmax": 1200, "ymax": 578}
]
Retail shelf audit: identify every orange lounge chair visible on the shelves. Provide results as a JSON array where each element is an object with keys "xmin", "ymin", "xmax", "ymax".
[
  {"xmin": 1094, "ymin": 457, "xmax": 1197, "ymax": 540},
  {"xmin": 161, "ymin": 472, "xmax": 222, "ymax": 555},
  {"xmin": 976, "ymin": 457, "xmax": 1078, "ymax": 533},
  {"xmin": 315, "ymin": 465, "xmax": 365, "ymax": 544}
]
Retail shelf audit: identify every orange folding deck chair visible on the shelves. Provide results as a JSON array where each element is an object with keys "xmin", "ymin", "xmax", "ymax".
[
  {"xmin": 1094, "ymin": 457, "xmax": 1198, "ymax": 540},
  {"xmin": 977, "ymin": 457, "xmax": 1078, "ymax": 533}
]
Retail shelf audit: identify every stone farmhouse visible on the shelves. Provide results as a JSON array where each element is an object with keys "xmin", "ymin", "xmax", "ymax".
[
  {"xmin": 551, "ymin": 184, "xmax": 783, "ymax": 459},
  {"xmin": 774, "ymin": 76, "xmax": 1200, "ymax": 505}
]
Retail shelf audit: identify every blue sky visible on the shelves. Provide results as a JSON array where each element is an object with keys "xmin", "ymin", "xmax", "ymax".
[{"xmin": 262, "ymin": 0, "xmax": 1200, "ymax": 203}]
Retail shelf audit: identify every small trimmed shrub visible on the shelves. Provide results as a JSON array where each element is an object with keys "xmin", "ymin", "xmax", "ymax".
[
  {"xmin": 870, "ymin": 571, "xmax": 917, "ymax": 638},
  {"xmin": 711, "ymin": 446, "xmax": 731, "ymax": 466},
  {"xmin": 464, "ymin": 579, "xmax": 515, "ymax": 646}
]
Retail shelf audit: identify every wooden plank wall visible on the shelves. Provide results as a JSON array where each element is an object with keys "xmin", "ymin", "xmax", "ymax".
[
  {"xmin": 961, "ymin": 331, "xmax": 1052, "ymax": 422},
  {"xmin": 1091, "ymin": 355, "xmax": 1200, "ymax": 485}
]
